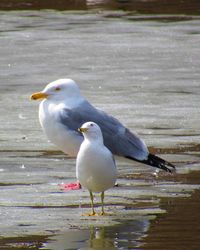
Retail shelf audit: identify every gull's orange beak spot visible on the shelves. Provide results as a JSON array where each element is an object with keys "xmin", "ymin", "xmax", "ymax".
[{"xmin": 30, "ymin": 92, "xmax": 48, "ymax": 100}]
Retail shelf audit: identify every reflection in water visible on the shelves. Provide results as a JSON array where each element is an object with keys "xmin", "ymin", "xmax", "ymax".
[
  {"xmin": 42, "ymin": 188, "xmax": 200, "ymax": 250},
  {"xmin": 43, "ymin": 219, "xmax": 150, "ymax": 249},
  {"xmin": 142, "ymin": 188, "xmax": 200, "ymax": 250}
]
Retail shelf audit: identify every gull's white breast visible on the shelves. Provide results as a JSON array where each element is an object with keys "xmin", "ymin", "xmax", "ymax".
[
  {"xmin": 76, "ymin": 141, "xmax": 117, "ymax": 193},
  {"xmin": 39, "ymin": 100, "xmax": 82, "ymax": 156}
]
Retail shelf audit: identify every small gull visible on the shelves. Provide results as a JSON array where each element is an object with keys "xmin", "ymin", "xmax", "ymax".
[
  {"xmin": 30, "ymin": 79, "xmax": 175, "ymax": 190},
  {"xmin": 76, "ymin": 121, "xmax": 117, "ymax": 216}
]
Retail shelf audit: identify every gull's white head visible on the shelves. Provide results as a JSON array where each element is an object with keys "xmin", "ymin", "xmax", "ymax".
[
  {"xmin": 78, "ymin": 122, "xmax": 103, "ymax": 142},
  {"xmin": 30, "ymin": 79, "xmax": 82, "ymax": 102}
]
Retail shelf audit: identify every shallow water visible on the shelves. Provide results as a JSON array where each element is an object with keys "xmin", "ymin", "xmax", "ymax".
[
  {"xmin": 0, "ymin": 0, "xmax": 200, "ymax": 15},
  {"xmin": 0, "ymin": 7, "xmax": 200, "ymax": 250}
]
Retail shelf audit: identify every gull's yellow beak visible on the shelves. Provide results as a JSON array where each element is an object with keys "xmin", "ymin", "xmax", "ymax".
[
  {"xmin": 78, "ymin": 127, "xmax": 88, "ymax": 133},
  {"xmin": 30, "ymin": 92, "xmax": 48, "ymax": 100}
]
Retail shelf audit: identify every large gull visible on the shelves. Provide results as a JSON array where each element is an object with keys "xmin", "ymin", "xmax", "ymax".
[
  {"xmin": 30, "ymin": 79, "xmax": 175, "ymax": 189},
  {"xmin": 76, "ymin": 121, "xmax": 117, "ymax": 215}
]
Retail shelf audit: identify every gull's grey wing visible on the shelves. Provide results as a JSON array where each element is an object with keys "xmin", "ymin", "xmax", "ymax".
[{"xmin": 59, "ymin": 100, "xmax": 148, "ymax": 161}]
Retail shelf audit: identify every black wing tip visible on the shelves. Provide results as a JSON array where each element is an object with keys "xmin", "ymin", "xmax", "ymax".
[
  {"xmin": 126, "ymin": 153, "xmax": 176, "ymax": 173},
  {"xmin": 146, "ymin": 153, "xmax": 176, "ymax": 173}
]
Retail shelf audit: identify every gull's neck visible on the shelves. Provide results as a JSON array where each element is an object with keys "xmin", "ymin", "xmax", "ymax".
[
  {"xmin": 45, "ymin": 95, "xmax": 85, "ymax": 109},
  {"xmin": 63, "ymin": 95, "xmax": 85, "ymax": 109},
  {"xmin": 84, "ymin": 133, "xmax": 104, "ymax": 146}
]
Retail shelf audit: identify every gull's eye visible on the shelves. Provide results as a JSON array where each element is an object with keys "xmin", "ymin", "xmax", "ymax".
[
  {"xmin": 55, "ymin": 87, "xmax": 61, "ymax": 91},
  {"xmin": 90, "ymin": 123, "xmax": 94, "ymax": 127}
]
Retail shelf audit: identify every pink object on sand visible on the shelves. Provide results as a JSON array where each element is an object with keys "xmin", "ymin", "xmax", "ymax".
[{"xmin": 59, "ymin": 181, "xmax": 81, "ymax": 191}]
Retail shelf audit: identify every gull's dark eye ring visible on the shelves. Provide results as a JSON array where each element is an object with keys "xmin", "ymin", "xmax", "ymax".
[
  {"xmin": 90, "ymin": 123, "xmax": 94, "ymax": 127},
  {"xmin": 55, "ymin": 87, "xmax": 61, "ymax": 91}
]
